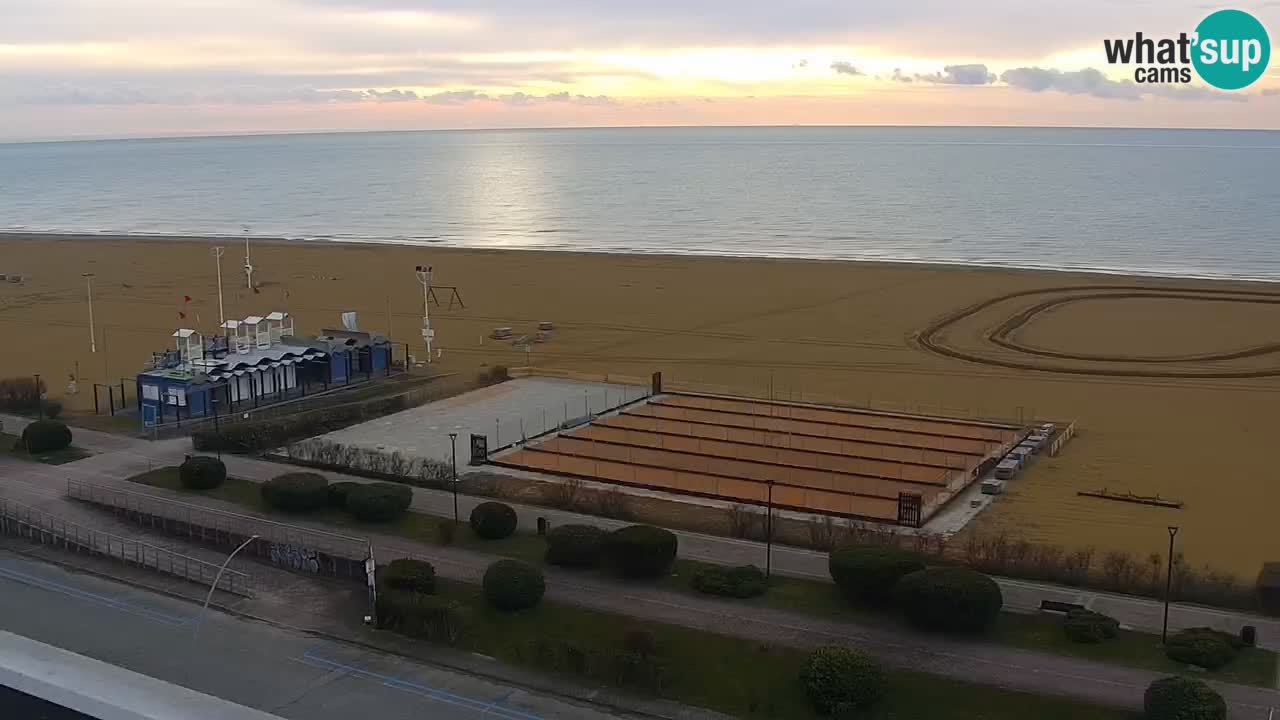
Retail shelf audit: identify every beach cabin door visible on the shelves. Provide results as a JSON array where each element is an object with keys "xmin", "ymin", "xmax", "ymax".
[{"xmin": 142, "ymin": 404, "xmax": 157, "ymax": 427}]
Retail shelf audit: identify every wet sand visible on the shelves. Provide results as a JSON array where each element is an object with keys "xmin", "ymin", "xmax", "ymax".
[{"xmin": 2, "ymin": 233, "xmax": 1277, "ymax": 578}]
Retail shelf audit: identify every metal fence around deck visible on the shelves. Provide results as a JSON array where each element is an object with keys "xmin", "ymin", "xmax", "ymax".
[
  {"xmin": 66, "ymin": 480, "xmax": 371, "ymax": 582},
  {"xmin": 0, "ymin": 496, "xmax": 253, "ymax": 596}
]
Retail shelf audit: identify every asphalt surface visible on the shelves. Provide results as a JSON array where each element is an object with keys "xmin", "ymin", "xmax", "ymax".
[{"xmin": 0, "ymin": 552, "xmax": 618, "ymax": 720}]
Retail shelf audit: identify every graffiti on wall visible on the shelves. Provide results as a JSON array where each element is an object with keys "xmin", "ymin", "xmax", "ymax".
[{"xmin": 268, "ymin": 542, "xmax": 321, "ymax": 573}]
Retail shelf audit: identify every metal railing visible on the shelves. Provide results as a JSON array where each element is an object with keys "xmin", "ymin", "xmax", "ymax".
[
  {"xmin": 0, "ymin": 497, "xmax": 253, "ymax": 596},
  {"xmin": 66, "ymin": 480, "xmax": 370, "ymax": 563}
]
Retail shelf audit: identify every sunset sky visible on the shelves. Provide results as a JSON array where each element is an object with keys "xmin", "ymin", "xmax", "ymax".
[{"xmin": 1, "ymin": 0, "xmax": 1277, "ymax": 140}]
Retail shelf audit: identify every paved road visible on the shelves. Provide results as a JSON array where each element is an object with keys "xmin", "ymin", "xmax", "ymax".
[{"xmin": 0, "ymin": 551, "xmax": 619, "ymax": 720}]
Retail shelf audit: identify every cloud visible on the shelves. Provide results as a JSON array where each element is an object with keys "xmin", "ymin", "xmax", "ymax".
[
  {"xmin": 364, "ymin": 88, "xmax": 418, "ymax": 101},
  {"xmin": 1000, "ymin": 67, "xmax": 1247, "ymax": 102},
  {"xmin": 423, "ymin": 89, "xmax": 489, "ymax": 104},
  {"xmin": 830, "ymin": 61, "xmax": 863, "ymax": 76},
  {"xmin": 914, "ymin": 64, "xmax": 995, "ymax": 85},
  {"xmin": 890, "ymin": 68, "xmax": 913, "ymax": 83},
  {"xmin": 1262, "ymin": 88, "xmax": 1280, "ymax": 96}
]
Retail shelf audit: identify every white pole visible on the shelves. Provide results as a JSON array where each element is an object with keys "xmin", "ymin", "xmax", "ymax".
[
  {"xmin": 212, "ymin": 247, "xmax": 226, "ymax": 326},
  {"xmin": 242, "ymin": 227, "xmax": 253, "ymax": 290},
  {"xmin": 416, "ymin": 265, "xmax": 433, "ymax": 364},
  {"xmin": 83, "ymin": 273, "xmax": 96, "ymax": 353},
  {"xmin": 191, "ymin": 534, "xmax": 258, "ymax": 643}
]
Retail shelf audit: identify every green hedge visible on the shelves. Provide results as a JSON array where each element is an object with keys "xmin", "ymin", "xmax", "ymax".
[
  {"xmin": 469, "ymin": 501, "xmax": 518, "ymax": 539},
  {"xmin": 380, "ymin": 558, "xmax": 436, "ymax": 594},
  {"xmin": 545, "ymin": 524, "xmax": 607, "ymax": 568},
  {"xmin": 1143, "ymin": 676, "xmax": 1226, "ymax": 720},
  {"xmin": 482, "ymin": 559, "xmax": 545, "ymax": 611},
  {"xmin": 800, "ymin": 645, "xmax": 886, "ymax": 715},
  {"xmin": 893, "ymin": 567, "xmax": 1003, "ymax": 633},
  {"xmin": 828, "ymin": 545, "xmax": 926, "ymax": 606},
  {"xmin": 603, "ymin": 525, "xmax": 678, "ymax": 579},
  {"xmin": 327, "ymin": 481, "xmax": 360, "ymax": 508},
  {"xmin": 260, "ymin": 472, "xmax": 329, "ymax": 512},
  {"xmin": 345, "ymin": 482, "xmax": 412, "ymax": 522},
  {"xmin": 689, "ymin": 564, "xmax": 768, "ymax": 599},
  {"xmin": 20, "ymin": 419, "xmax": 72, "ymax": 454},
  {"xmin": 179, "ymin": 456, "xmax": 226, "ymax": 490},
  {"xmin": 375, "ymin": 589, "xmax": 468, "ymax": 646},
  {"xmin": 1165, "ymin": 627, "xmax": 1242, "ymax": 670},
  {"xmin": 1062, "ymin": 609, "xmax": 1120, "ymax": 644}
]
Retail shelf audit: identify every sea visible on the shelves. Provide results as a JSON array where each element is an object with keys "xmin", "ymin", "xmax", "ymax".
[{"xmin": 2, "ymin": 125, "xmax": 1278, "ymax": 280}]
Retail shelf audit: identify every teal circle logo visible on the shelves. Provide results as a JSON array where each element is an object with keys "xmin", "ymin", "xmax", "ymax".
[{"xmin": 1192, "ymin": 9, "xmax": 1270, "ymax": 90}]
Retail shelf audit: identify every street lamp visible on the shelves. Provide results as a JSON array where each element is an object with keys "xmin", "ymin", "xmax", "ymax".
[
  {"xmin": 1163, "ymin": 526, "xmax": 1180, "ymax": 644},
  {"xmin": 192, "ymin": 534, "xmax": 259, "ymax": 644},
  {"xmin": 765, "ymin": 480, "xmax": 775, "ymax": 578},
  {"xmin": 415, "ymin": 265, "xmax": 433, "ymax": 363},
  {"xmin": 211, "ymin": 246, "xmax": 226, "ymax": 326},
  {"xmin": 448, "ymin": 432, "xmax": 459, "ymax": 524},
  {"xmin": 34, "ymin": 374, "xmax": 42, "ymax": 420},
  {"xmin": 83, "ymin": 273, "xmax": 96, "ymax": 353}
]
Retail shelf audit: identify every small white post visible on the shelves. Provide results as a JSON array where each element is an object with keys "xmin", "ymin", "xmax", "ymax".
[{"xmin": 83, "ymin": 273, "xmax": 96, "ymax": 353}]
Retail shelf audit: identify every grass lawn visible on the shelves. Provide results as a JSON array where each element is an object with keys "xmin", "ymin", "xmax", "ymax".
[
  {"xmin": 427, "ymin": 578, "xmax": 1138, "ymax": 720},
  {"xmin": 124, "ymin": 467, "xmax": 1278, "ymax": 689},
  {"xmin": 1, "ymin": 431, "xmax": 92, "ymax": 465}
]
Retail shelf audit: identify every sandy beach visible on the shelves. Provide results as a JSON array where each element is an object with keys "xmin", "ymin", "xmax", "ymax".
[{"xmin": 2, "ymin": 233, "xmax": 1278, "ymax": 578}]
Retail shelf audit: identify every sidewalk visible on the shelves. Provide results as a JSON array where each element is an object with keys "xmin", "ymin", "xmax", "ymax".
[{"xmin": 2, "ymin": 413, "xmax": 1279, "ymax": 717}]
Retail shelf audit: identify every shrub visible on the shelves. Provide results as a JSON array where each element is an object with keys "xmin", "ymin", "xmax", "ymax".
[
  {"xmin": 545, "ymin": 524, "xmax": 607, "ymax": 568},
  {"xmin": 603, "ymin": 525, "xmax": 678, "ymax": 579},
  {"xmin": 470, "ymin": 501, "xmax": 518, "ymax": 539},
  {"xmin": 1143, "ymin": 676, "xmax": 1226, "ymax": 720},
  {"xmin": 893, "ymin": 567, "xmax": 1003, "ymax": 633},
  {"xmin": 376, "ymin": 590, "xmax": 468, "ymax": 645},
  {"xmin": 0, "ymin": 377, "xmax": 43, "ymax": 414},
  {"xmin": 178, "ymin": 455, "xmax": 226, "ymax": 490},
  {"xmin": 327, "ymin": 481, "xmax": 360, "ymax": 508},
  {"xmin": 1165, "ymin": 627, "xmax": 1242, "ymax": 670},
  {"xmin": 828, "ymin": 545, "xmax": 926, "ymax": 606},
  {"xmin": 20, "ymin": 419, "xmax": 72, "ymax": 454},
  {"xmin": 482, "ymin": 559, "xmax": 545, "ymax": 611},
  {"xmin": 260, "ymin": 472, "xmax": 329, "ymax": 512},
  {"xmin": 800, "ymin": 646, "xmax": 886, "ymax": 715},
  {"xmin": 345, "ymin": 482, "xmax": 412, "ymax": 522},
  {"xmin": 690, "ymin": 564, "xmax": 768, "ymax": 599},
  {"xmin": 380, "ymin": 558, "xmax": 436, "ymax": 594},
  {"xmin": 1062, "ymin": 609, "xmax": 1120, "ymax": 644}
]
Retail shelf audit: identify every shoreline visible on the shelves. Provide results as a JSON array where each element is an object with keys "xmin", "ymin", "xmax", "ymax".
[{"xmin": 3, "ymin": 230, "xmax": 1277, "ymax": 286}]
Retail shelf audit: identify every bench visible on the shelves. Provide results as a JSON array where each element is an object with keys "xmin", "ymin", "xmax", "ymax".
[{"xmin": 1039, "ymin": 600, "xmax": 1086, "ymax": 614}]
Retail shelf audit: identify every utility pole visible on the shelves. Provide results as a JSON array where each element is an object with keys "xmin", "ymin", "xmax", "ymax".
[
  {"xmin": 765, "ymin": 480, "xmax": 774, "ymax": 578},
  {"xmin": 211, "ymin": 246, "xmax": 226, "ymax": 326},
  {"xmin": 83, "ymin": 273, "xmax": 96, "ymax": 353},
  {"xmin": 449, "ymin": 432, "xmax": 459, "ymax": 524},
  {"xmin": 415, "ymin": 265, "xmax": 433, "ymax": 363},
  {"xmin": 1163, "ymin": 526, "xmax": 1180, "ymax": 644}
]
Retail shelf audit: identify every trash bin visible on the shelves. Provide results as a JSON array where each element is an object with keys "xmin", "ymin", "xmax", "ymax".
[{"xmin": 1241, "ymin": 625, "xmax": 1257, "ymax": 647}]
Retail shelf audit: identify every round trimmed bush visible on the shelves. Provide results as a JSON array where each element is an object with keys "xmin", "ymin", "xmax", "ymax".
[
  {"xmin": 828, "ymin": 545, "xmax": 926, "ymax": 606},
  {"xmin": 469, "ymin": 501, "xmax": 518, "ymax": 540},
  {"xmin": 482, "ymin": 559, "xmax": 545, "ymax": 611},
  {"xmin": 21, "ymin": 419, "xmax": 72, "ymax": 454},
  {"xmin": 690, "ymin": 564, "xmax": 768, "ymax": 599},
  {"xmin": 179, "ymin": 455, "xmax": 226, "ymax": 490},
  {"xmin": 1144, "ymin": 676, "xmax": 1226, "ymax": 720},
  {"xmin": 800, "ymin": 645, "xmax": 886, "ymax": 715},
  {"xmin": 893, "ymin": 567, "xmax": 1003, "ymax": 633},
  {"xmin": 603, "ymin": 525, "xmax": 678, "ymax": 579},
  {"xmin": 1165, "ymin": 628, "xmax": 1241, "ymax": 670},
  {"xmin": 346, "ymin": 482, "xmax": 412, "ymax": 522},
  {"xmin": 380, "ymin": 558, "xmax": 436, "ymax": 594},
  {"xmin": 545, "ymin": 524, "xmax": 607, "ymax": 568},
  {"xmin": 260, "ymin": 472, "xmax": 329, "ymax": 512},
  {"xmin": 327, "ymin": 481, "xmax": 360, "ymax": 508},
  {"xmin": 1063, "ymin": 608, "xmax": 1120, "ymax": 644}
]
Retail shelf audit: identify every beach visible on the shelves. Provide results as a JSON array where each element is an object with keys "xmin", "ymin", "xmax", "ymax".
[{"xmin": 3, "ymin": 232, "xmax": 1278, "ymax": 578}]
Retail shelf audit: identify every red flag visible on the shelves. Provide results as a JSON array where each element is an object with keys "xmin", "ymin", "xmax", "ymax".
[
  {"xmin": 178, "ymin": 311, "xmax": 187, "ymax": 319},
  {"xmin": 183, "ymin": 295, "xmax": 192, "ymax": 303}
]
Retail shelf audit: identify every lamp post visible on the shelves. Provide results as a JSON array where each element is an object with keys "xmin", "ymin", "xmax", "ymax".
[
  {"xmin": 83, "ymin": 273, "xmax": 96, "ymax": 353},
  {"xmin": 1163, "ymin": 526, "xmax": 1179, "ymax": 644},
  {"xmin": 415, "ymin": 265, "xmax": 433, "ymax": 363},
  {"xmin": 765, "ymin": 480, "xmax": 774, "ymax": 578},
  {"xmin": 34, "ymin": 374, "xmax": 42, "ymax": 419},
  {"xmin": 448, "ymin": 432, "xmax": 459, "ymax": 524},
  {"xmin": 192, "ymin": 534, "xmax": 259, "ymax": 645},
  {"xmin": 211, "ymin": 246, "xmax": 226, "ymax": 326}
]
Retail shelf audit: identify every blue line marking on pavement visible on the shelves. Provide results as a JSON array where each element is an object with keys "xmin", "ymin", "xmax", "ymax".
[
  {"xmin": 301, "ymin": 647, "xmax": 543, "ymax": 720},
  {"xmin": 0, "ymin": 563, "xmax": 192, "ymax": 627}
]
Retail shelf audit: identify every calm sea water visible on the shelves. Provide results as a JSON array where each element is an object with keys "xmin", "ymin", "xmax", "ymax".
[{"xmin": 2, "ymin": 126, "xmax": 1278, "ymax": 279}]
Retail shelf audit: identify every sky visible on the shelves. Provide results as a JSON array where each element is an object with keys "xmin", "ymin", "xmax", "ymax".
[{"xmin": 1, "ymin": 0, "xmax": 1278, "ymax": 140}]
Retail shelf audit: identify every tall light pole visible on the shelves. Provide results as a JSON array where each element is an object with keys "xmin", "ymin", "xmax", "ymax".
[
  {"xmin": 448, "ymin": 432, "xmax": 459, "ymax": 524},
  {"xmin": 192, "ymin": 534, "xmax": 259, "ymax": 644},
  {"xmin": 34, "ymin": 374, "xmax": 43, "ymax": 420},
  {"xmin": 1162, "ymin": 526, "xmax": 1179, "ymax": 644},
  {"xmin": 83, "ymin": 273, "xmax": 96, "ymax": 353},
  {"xmin": 765, "ymin": 480, "xmax": 774, "ymax": 578},
  {"xmin": 415, "ymin": 265, "xmax": 433, "ymax": 363},
  {"xmin": 211, "ymin": 246, "xmax": 226, "ymax": 326},
  {"xmin": 242, "ymin": 226, "xmax": 253, "ymax": 290}
]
